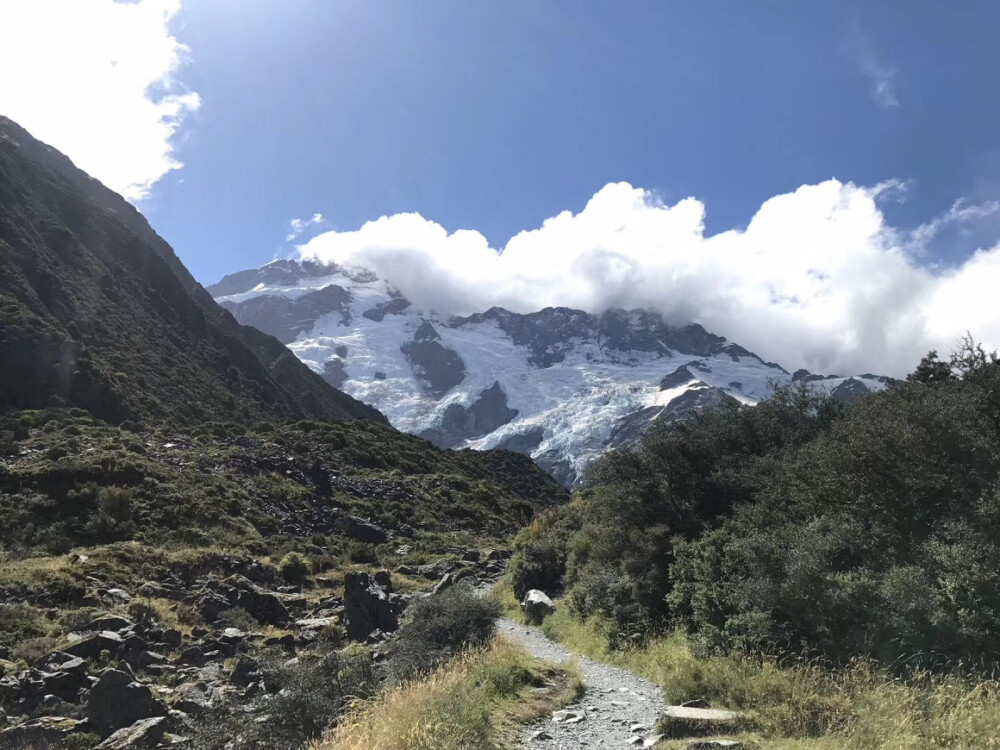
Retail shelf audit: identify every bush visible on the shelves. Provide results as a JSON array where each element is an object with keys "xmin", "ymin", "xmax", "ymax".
[
  {"xmin": 385, "ymin": 584, "xmax": 501, "ymax": 681},
  {"xmin": 526, "ymin": 352, "xmax": 1000, "ymax": 667},
  {"xmin": 191, "ymin": 645, "xmax": 376, "ymax": 750},
  {"xmin": 277, "ymin": 551, "xmax": 310, "ymax": 585}
]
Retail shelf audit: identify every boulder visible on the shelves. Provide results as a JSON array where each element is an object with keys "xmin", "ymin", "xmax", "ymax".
[
  {"xmin": 227, "ymin": 576, "xmax": 291, "ymax": 626},
  {"xmin": 521, "ymin": 590, "xmax": 554, "ymax": 624},
  {"xmin": 86, "ymin": 616, "xmax": 135, "ymax": 633},
  {"xmin": 194, "ymin": 591, "xmax": 231, "ymax": 623},
  {"xmin": 230, "ymin": 656, "xmax": 262, "ymax": 688},
  {"xmin": 431, "ymin": 574, "xmax": 454, "ymax": 595},
  {"xmin": 62, "ymin": 631, "xmax": 125, "ymax": 659},
  {"xmin": 417, "ymin": 559, "xmax": 455, "ymax": 580},
  {"xmin": 86, "ymin": 668, "xmax": 167, "ymax": 736},
  {"xmin": 0, "ymin": 716, "xmax": 89, "ymax": 748},
  {"xmin": 658, "ymin": 706, "xmax": 748, "ymax": 739},
  {"xmin": 336, "ymin": 515, "xmax": 388, "ymax": 544},
  {"xmin": 343, "ymin": 572, "xmax": 405, "ymax": 640},
  {"xmin": 172, "ymin": 682, "xmax": 218, "ymax": 714},
  {"xmin": 96, "ymin": 716, "xmax": 167, "ymax": 749}
]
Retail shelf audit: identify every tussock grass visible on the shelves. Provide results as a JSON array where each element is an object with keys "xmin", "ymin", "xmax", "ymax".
[
  {"xmin": 523, "ymin": 596, "xmax": 1000, "ymax": 750},
  {"xmin": 318, "ymin": 637, "xmax": 580, "ymax": 750}
]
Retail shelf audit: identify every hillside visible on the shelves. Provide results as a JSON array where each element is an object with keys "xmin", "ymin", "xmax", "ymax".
[
  {"xmin": 209, "ymin": 258, "xmax": 890, "ymax": 483},
  {"xmin": 0, "ymin": 116, "xmax": 382, "ymax": 425},
  {"xmin": 0, "ymin": 117, "xmax": 569, "ymax": 749}
]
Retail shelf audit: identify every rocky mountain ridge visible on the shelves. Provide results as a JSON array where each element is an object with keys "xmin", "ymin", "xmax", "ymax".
[
  {"xmin": 0, "ymin": 116, "xmax": 382, "ymax": 426},
  {"xmin": 210, "ymin": 259, "xmax": 890, "ymax": 484}
]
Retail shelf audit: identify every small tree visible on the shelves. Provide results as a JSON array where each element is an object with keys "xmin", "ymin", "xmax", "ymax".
[{"xmin": 907, "ymin": 350, "xmax": 954, "ymax": 384}]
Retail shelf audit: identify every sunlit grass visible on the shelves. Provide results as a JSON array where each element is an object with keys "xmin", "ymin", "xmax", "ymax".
[
  {"xmin": 498, "ymin": 579, "xmax": 1000, "ymax": 750},
  {"xmin": 316, "ymin": 637, "xmax": 580, "ymax": 750}
]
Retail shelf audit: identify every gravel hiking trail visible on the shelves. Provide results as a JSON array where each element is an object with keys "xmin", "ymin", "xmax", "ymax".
[{"xmin": 498, "ymin": 618, "xmax": 666, "ymax": 748}]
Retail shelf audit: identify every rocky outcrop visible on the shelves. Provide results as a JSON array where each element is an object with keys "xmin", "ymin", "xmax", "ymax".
[
  {"xmin": 609, "ymin": 385, "xmax": 739, "ymax": 449},
  {"xmin": 321, "ymin": 357, "xmax": 349, "ymax": 388},
  {"xmin": 86, "ymin": 668, "xmax": 167, "ymax": 736},
  {"xmin": 363, "ymin": 293, "xmax": 411, "ymax": 322},
  {"xmin": 343, "ymin": 572, "xmax": 406, "ymax": 641},
  {"xmin": 420, "ymin": 381, "xmax": 518, "ymax": 448},
  {"xmin": 400, "ymin": 321, "xmax": 466, "ymax": 397},
  {"xmin": 830, "ymin": 377, "xmax": 872, "ymax": 403},
  {"xmin": 220, "ymin": 285, "xmax": 352, "ymax": 344},
  {"xmin": 96, "ymin": 717, "xmax": 167, "ymax": 749},
  {"xmin": 659, "ymin": 365, "xmax": 697, "ymax": 390},
  {"xmin": 494, "ymin": 426, "xmax": 546, "ymax": 455}
]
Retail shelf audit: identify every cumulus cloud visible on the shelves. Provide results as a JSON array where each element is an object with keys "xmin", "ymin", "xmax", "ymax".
[
  {"xmin": 298, "ymin": 180, "xmax": 1000, "ymax": 377},
  {"xmin": 0, "ymin": 0, "xmax": 199, "ymax": 200}
]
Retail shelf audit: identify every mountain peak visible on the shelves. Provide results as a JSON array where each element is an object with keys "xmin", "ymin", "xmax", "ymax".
[{"xmin": 210, "ymin": 257, "xmax": 888, "ymax": 484}]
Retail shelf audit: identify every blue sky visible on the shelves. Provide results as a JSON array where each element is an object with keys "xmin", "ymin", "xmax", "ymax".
[
  {"xmin": 142, "ymin": 0, "xmax": 1000, "ymax": 283},
  {"xmin": 3, "ymin": 0, "xmax": 1000, "ymax": 373}
]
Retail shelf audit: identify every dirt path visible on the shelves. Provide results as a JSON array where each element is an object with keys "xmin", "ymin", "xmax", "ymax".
[{"xmin": 498, "ymin": 618, "xmax": 666, "ymax": 748}]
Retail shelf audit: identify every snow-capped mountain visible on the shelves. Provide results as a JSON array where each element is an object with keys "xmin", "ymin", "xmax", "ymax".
[{"xmin": 208, "ymin": 259, "xmax": 889, "ymax": 484}]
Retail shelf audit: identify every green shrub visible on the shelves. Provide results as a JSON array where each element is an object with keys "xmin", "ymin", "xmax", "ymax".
[
  {"xmin": 385, "ymin": 584, "xmax": 501, "ymax": 681},
  {"xmin": 526, "ymin": 345, "xmax": 1000, "ymax": 668},
  {"xmin": 190, "ymin": 645, "xmax": 376, "ymax": 750},
  {"xmin": 277, "ymin": 551, "xmax": 310, "ymax": 585}
]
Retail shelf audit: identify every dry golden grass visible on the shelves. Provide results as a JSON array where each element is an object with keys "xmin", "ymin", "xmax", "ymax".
[
  {"xmin": 505, "ymin": 588, "xmax": 1000, "ymax": 750},
  {"xmin": 316, "ymin": 637, "xmax": 579, "ymax": 750}
]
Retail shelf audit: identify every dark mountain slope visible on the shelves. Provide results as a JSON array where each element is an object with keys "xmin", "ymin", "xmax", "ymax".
[{"xmin": 0, "ymin": 116, "xmax": 382, "ymax": 424}]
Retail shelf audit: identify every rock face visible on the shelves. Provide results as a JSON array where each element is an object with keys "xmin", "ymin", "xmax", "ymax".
[
  {"xmin": 96, "ymin": 717, "xmax": 166, "ymax": 749},
  {"xmin": 420, "ymin": 381, "xmax": 519, "ymax": 448},
  {"xmin": 522, "ymin": 590, "xmax": 555, "ymax": 624},
  {"xmin": 0, "ymin": 716, "xmax": 90, "ymax": 748},
  {"xmin": 400, "ymin": 321, "xmax": 467, "ymax": 397},
  {"xmin": 86, "ymin": 668, "xmax": 167, "ymax": 736},
  {"xmin": 219, "ymin": 284, "xmax": 352, "ymax": 344},
  {"xmin": 343, "ymin": 572, "xmax": 405, "ymax": 641},
  {"xmin": 0, "ymin": 115, "xmax": 386, "ymax": 426},
  {"xmin": 608, "ymin": 384, "xmax": 740, "ymax": 450}
]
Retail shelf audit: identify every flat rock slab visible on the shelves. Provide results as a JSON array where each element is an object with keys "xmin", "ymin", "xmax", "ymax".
[{"xmin": 660, "ymin": 705, "xmax": 748, "ymax": 738}]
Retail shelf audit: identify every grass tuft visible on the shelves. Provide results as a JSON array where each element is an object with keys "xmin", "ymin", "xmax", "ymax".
[{"xmin": 318, "ymin": 637, "xmax": 578, "ymax": 750}]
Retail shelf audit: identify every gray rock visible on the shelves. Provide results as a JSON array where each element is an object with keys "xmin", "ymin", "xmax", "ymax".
[
  {"xmin": 0, "ymin": 716, "xmax": 89, "ymax": 748},
  {"xmin": 431, "ymin": 574, "xmax": 454, "ymax": 595},
  {"xmin": 85, "ymin": 616, "xmax": 135, "ymax": 633},
  {"xmin": 62, "ymin": 631, "xmax": 125, "ymax": 659},
  {"xmin": 96, "ymin": 716, "xmax": 167, "ymax": 749},
  {"xmin": 659, "ymin": 705, "xmax": 748, "ymax": 738},
  {"xmin": 336, "ymin": 515, "xmax": 388, "ymax": 544},
  {"xmin": 521, "ymin": 590, "xmax": 554, "ymax": 624},
  {"xmin": 343, "ymin": 572, "xmax": 405, "ymax": 640},
  {"xmin": 225, "ymin": 576, "xmax": 291, "ymax": 626},
  {"xmin": 400, "ymin": 321, "xmax": 466, "ymax": 397},
  {"xmin": 86, "ymin": 668, "xmax": 167, "ymax": 736},
  {"xmin": 419, "ymin": 381, "xmax": 517, "ymax": 448},
  {"xmin": 230, "ymin": 656, "xmax": 262, "ymax": 688},
  {"xmin": 172, "ymin": 682, "xmax": 218, "ymax": 714},
  {"xmin": 417, "ymin": 559, "xmax": 455, "ymax": 580}
]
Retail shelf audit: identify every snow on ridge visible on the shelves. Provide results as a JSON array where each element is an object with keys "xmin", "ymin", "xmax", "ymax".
[{"xmin": 216, "ymin": 260, "xmax": 888, "ymax": 484}]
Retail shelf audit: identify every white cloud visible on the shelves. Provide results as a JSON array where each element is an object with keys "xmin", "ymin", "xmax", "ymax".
[
  {"xmin": 298, "ymin": 180, "xmax": 1000, "ymax": 377},
  {"xmin": 850, "ymin": 25, "xmax": 899, "ymax": 109},
  {"xmin": 287, "ymin": 213, "xmax": 326, "ymax": 241},
  {"xmin": 0, "ymin": 0, "xmax": 199, "ymax": 200}
]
